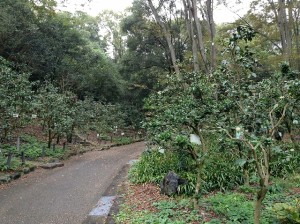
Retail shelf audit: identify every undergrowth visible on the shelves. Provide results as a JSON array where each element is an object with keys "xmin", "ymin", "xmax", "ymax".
[{"xmin": 116, "ymin": 198, "xmax": 202, "ymax": 224}]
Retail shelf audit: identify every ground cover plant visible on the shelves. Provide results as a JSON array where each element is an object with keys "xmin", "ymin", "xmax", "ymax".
[{"xmin": 117, "ymin": 172, "xmax": 300, "ymax": 223}]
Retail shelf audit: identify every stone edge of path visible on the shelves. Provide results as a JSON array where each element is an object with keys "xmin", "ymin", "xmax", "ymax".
[
  {"xmin": 0, "ymin": 165, "xmax": 36, "ymax": 184},
  {"xmin": 39, "ymin": 162, "xmax": 64, "ymax": 169},
  {"xmin": 0, "ymin": 140, "xmax": 144, "ymax": 185},
  {"xmin": 97, "ymin": 139, "xmax": 144, "ymax": 151},
  {"xmin": 82, "ymin": 162, "xmax": 134, "ymax": 224}
]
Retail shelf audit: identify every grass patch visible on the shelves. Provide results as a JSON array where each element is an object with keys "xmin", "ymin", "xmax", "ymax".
[
  {"xmin": 114, "ymin": 137, "xmax": 134, "ymax": 145},
  {"xmin": 116, "ymin": 198, "xmax": 202, "ymax": 224}
]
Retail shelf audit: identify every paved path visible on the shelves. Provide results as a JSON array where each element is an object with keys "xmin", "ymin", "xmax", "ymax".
[{"xmin": 0, "ymin": 142, "xmax": 145, "ymax": 224}]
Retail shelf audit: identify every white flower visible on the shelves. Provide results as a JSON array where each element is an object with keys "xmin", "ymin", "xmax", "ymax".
[{"xmin": 236, "ymin": 127, "xmax": 241, "ymax": 131}]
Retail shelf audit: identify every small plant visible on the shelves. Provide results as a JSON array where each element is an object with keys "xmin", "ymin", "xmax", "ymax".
[
  {"xmin": 204, "ymin": 192, "xmax": 273, "ymax": 224},
  {"xmin": 272, "ymin": 199, "xmax": 300, "ymax": 223},
  {"xmin": 0, "ymin": 157, "xmax": 22, "ymax": 171},
  {"xmin": 114, "ymin": 137, "xmax": 133, "ymax": 145}
]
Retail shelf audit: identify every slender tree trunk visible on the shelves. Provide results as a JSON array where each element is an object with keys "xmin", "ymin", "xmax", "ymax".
[
  {"xmin": 193, "ymin": 162, "xmax": 204, "ymax": 209},
  {"xmin": 48, "ymin": 127, "xmax": 52, "ymax": 149},
  {"xmin": 192, "ymin": 132, "xmax": 208, "ymax": 208},
  {"xmin": 191, "ymin": 0, "xmax": 208, "ymax": 72},
  {"xmin": 295, "ymin": 27, "xmax": 300, "ymax": 71},
  {"xmin": 56, "ymin": 134, "xmax": 60, "ymax": 144},
  {"xmin": 287, "ymin": 0, "xmax": 295, "ymax": 67},
  {"xmin": 292, "ymin": 1, "xmax": 300, "ymax": 70},
  {"xmin": 147, "ymin": 0, "xmax": 180, "ymax": 76},
  {"xmin": 183, "ymin": 0, "xmax": 200, "ymax": 72},
  {"xmin": 206, "ymin": 0, "xmax": 216, "ymax": 72}
]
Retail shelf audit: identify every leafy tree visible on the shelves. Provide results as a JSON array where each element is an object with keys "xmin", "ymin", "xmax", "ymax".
[
  {"xmin": 36, "ymin": 84, "xmax": 76, "ymax": 148},
  {"xmin": 218, "ymin": 25, "xmax": 300, "ymax": 224},
  {"xmin": 0, "ymin": 57, "xmax": 34, "ymax": 139},
  {"xmin": 145, "ymin": 71, "xmax": 228, "ymax": 207}
]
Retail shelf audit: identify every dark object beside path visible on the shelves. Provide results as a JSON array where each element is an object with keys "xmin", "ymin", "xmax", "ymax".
[{"xmin": 160, "ymin": 171, "xmax": 187, "ymax": 196}]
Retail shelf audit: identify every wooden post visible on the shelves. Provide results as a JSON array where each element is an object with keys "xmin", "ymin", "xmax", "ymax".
[
  {"xmin": 63, "ymin": 142, "xmax": 66, "ymax": 151},
  {"xmin": 17, "ymin": 136, "xmax": 20, "ymax": 151},
  {"xmin": 6, "ymin": 153, "xmax": 12, "ymax": 168},
  {"xmin": 52, "ymin": 144, "xmax": 56, "ymax": 152},
  {"xmin": 21, "ymin": 151, "xmax": 25, "ymax": 165},
  {"xmin": 42, "ymin": 146, "xmax": 46, "ymax": 157}
]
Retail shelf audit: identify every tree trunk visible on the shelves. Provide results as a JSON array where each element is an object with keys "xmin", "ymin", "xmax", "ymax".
[
  {"xmin": 193, "ymin": 132, "xmax": 208, "ymax": 209},
  {"xmin": 21, "ymin": 151, "xmax": 25, "ymax": 165},
  {"xmin": 48, "ymin": 128, "xmax": 52, "ymax": 149},
  {"xmin": 291, "ymin": 1, "xmax": 300, "ymax": 70},
  {"xmin": 147, "ymin": 0, "xmax": 180, "ymax": 76},
  {"xmin": 206, "ymin": 0, "xmax": 216, "ymax": 72},
  {"xmin": 287, "ymin": 0, "xmax": 294, "ymax": 56},
  {"xmin": 254, "ymin": 186, "xmax": 268, "ymax": 224},
  {"xmin": 278, "ymin": 0, "xmax": 292, "ymax": 61},
  {"xmin": 56, "ymin": 134, "xmax": 60, "ymax": 144},
  {"xmin": 183, "ymin": 0, "xmax": 200, "ymax": 72},
  {"xmin": 191, "ymin": 0, "xmax": 208, "ymax": 72},
  {"xmin": 67, "ymin": 133, "xmax": 73, "ymax": 143},
  {"xmin": 285, "ymin": 120, "xmax": 300, "ymax": 150},
  {"xmin": 193, "ymin": 163, "xmax": 202, "ymax": 209}
]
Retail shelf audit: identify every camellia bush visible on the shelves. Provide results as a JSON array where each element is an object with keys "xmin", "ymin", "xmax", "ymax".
[
  {"xmin": 140, "ymin": 24, "xmax": 300, "ymax": 223},
  {"xmin": 0, "ymin": 57, "xmax": 34, "ymax": 138}
]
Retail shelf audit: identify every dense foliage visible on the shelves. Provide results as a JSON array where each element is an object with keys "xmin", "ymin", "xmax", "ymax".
[{"xmin": 0, "ymin": 0, "xmax": 300, "ymax": 223}]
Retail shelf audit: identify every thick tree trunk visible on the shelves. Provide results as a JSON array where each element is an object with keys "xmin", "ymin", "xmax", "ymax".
[
  {"xmin": 147, "ymin": 0, "xmax": 180, "ymax": 76},
  {"xmin": 278, "ymin": 0, "xmax": 293, "ymax": 61},
  {"xmin": 253, "ymin": 148, "xmax": 270, "ymax": 224},
  {"xmin": 254, "ymin": 186, "xmax": 268, "ymax": 224}
]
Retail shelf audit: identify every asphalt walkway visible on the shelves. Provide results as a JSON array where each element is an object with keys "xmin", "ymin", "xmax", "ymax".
[{"xmin": 0, "ymin": 142, "xmax": 145, "ymax": 224}]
